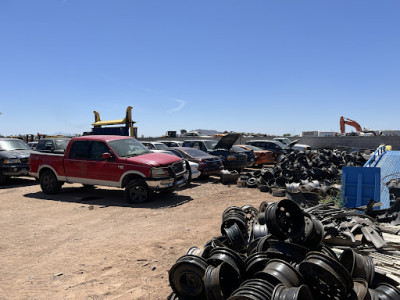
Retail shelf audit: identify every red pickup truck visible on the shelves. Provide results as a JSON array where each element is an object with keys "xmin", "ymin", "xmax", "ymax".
[{"xmin": 29, "ymin": 135, "xmax": 189, "ymax": 203}]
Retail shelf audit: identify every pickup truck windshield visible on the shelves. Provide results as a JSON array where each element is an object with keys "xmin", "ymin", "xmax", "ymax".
[
  {"xmin": 0, "ymin": 140, "xmax": 31, "ymax": 151},
  {"xmin": 109, "ymin": 138, "xmax": 150, "ymax": 157}
]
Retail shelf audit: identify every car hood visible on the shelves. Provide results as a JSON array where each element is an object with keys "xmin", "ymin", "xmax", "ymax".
[
  {"xmin": 0, "ymin": 149, "xmax": 32, "ymax": 159},
  {"xmin": 213, "ymin": 133, "xmax": 240, "ymax": 151},
  {"xmin": 126, "ymin": 152, "xmax": 181, "ymax": 167},
  {"xmin": 288, "ymin": 139, "xmax": 299, "ymax": 148}
]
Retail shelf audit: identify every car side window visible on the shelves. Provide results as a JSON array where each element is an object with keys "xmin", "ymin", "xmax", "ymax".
[
  {"xmin": 69, "ymin": 141, "xmax": 90, "ymax": 159},
  {"xmin": 44, "ymin": 141, "xmax": 54, "ymax": 151},
  {"xmin": 193, "ymin": 142, "xmax": 201, "ymax": 150},
  {"xmin": 265, "ymin": 143, "xmax": 275, "ymax": 150},
  {"xmin": 89, "ymin": 141, "xmax": 111, "ymax": 160},
  {"xmin": 36, "ymin": 140, "xmax": 46, "ymax": 150},
  {"xmin": 267, "ymin": 143, "xmax": 279, "ymax": 151}
]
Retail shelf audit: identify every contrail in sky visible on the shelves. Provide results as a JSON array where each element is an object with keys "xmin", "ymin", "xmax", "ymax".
[{"xmin": 168, "ymin": 99, "xmax": 187, "ymax": 113}]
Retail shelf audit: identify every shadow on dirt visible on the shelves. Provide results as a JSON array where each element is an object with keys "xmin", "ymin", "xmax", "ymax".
[
  {"xmin": 23, "ymin": 185, "xmax": 195, "ymax": 209},
  {"xmin": 0, "ymin": 177, "xmax": 38, "ymax": 189}
]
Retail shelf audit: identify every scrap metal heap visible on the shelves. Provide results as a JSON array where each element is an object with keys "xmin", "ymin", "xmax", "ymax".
[
  {"xmin": 168, "ymin": 198, "xmax": 400, "ymax": 300},
  {"xmin": 233, "ymin": 148, "xmax": 367, "ymax": 199}
]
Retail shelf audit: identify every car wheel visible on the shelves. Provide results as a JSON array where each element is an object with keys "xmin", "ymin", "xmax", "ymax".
[
  {"xmin": 124, "ymin": 179, "xmax": 152, "ymax": 203},
  {"xmin": 40, "ymin": 170, "xmax": 62, "ymax": 194}
]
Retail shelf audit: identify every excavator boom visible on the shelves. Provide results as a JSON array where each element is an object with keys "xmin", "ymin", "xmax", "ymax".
[{"xmin": 340, "ymin": 116, "xmax": 363, "ymax": 134}]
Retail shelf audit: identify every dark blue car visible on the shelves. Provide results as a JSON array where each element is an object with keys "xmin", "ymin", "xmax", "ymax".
[{"xmin": 182, "ymin": 134, "xmax": 251, "ymax": 171}]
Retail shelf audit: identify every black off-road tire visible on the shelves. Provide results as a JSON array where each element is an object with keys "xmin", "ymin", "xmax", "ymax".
[
  {"xmin": 40, "ymin": 170, "xmax": 62, "ymax": 194},
  {"xmin": 124, "ymin": 179, "xmax": 152, "ymax": 203}
]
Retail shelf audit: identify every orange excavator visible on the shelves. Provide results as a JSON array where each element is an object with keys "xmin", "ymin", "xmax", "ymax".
[
  {"xmin": 340, "ymin": 116, "xmax": 377, "ymax": 136},
  {"xmin": 340, "ymin": 116, "xmax": 362, "ymax": 134}
]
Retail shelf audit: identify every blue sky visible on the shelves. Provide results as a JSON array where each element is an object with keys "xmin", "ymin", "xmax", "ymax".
[{"xmin": 1, "ymin": 1, "xmax": 399, "ymax": 137}]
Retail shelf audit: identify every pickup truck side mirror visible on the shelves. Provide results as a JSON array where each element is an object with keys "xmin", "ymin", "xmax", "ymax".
[
  {"xmin": 102, "ymin": 153, "xmax": 112, "ymax": 160},
  {"xmin": 45, "ymin": 145, "xmax": 55, "ymax": 152}
]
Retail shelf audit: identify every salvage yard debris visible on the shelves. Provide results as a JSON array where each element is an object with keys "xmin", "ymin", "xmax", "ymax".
[
  {"xmin": 168, "ymin": 198, "xmax": 400, "ymax": 300},
  {"xmin": 224, "ymin": 148, "xmax": 367, "ymax": 206}
]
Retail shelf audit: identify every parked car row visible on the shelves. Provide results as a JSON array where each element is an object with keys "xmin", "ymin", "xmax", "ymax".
[{"xmin": 1, "ymin": 134, "xmax": 311, "ymax": 204}]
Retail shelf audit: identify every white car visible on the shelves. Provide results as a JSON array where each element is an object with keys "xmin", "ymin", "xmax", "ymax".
[
  {"xmin": 157, "ymin": 141, "xmax": 183, "ymax": 147},
  {"xmin": 149, "ymin": 149, "xmax": 201, "ymax": 181},
  {"xmin": 273, "ymin": 137, "xmax": 311, "ymax": 151},
  {"xmin": 141, "ymin": 141, "xmax": 170, "ymax": 150}
]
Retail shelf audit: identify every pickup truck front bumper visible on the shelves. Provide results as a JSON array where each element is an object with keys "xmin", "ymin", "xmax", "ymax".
[
  {"xmin": 1, "ymin": 164, "xmax": 30, "ymax": 177},
  {"xmin": 146, "ymin": 171, "xmax": 189, "ymax": 190}
]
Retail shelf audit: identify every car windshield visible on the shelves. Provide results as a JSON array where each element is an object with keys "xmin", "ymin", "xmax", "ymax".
[
  {"xmin": 55, "ymin": 139, "xmax": 70, "ymax": 150},
  {"xmin": 154, "ymin": 143, "xmax": 169, "ymax": 150},
  {"xmin": 183, "ymin": 148, "xmax": 209, "ymax": 157},
  {"xmin": 166, "ymin": 149, "xmax": 183, "ymax": 158},
  {"xmin": 0, "ymin": 140, "xmax": 31, "ymax": 151},
  {"xmin": 204, "ymin": 141, "xmax": 218, "ymax": 150},
  {"xmin": 243, "ymin": 145, "xmax": 263, "ymax": 151},
  {"xmin": 109, "ymin": 138, "xmax": 150, "ymax": 157},
  {"xmin": 274, "ymin": 138, "xmax": 287, "ymax": 145},
  {"xmin": 273, "ymin": 141, "xmax": 288, "ymax": 149}
]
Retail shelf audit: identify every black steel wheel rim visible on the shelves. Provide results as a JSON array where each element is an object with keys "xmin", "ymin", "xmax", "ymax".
[
  {"xmin": 208, "ymin": 247, "xmax": 246, "ymax": 278},
  {"xmin": 169, "ymin": 255, "xmax": 208, "ymax": 300},
  {"xmin": 299, "ymin": 252, "xmax": 354, "ymax": 299}
]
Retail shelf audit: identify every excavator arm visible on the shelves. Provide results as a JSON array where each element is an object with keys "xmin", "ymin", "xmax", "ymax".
[{"xmin": 340, "ymin": 116, "xmax": 363, "ymax": 134}]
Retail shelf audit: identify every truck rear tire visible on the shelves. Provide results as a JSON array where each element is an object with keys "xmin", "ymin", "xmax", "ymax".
[
  {"xmin": 40, "ymin": 170, "xmax": 62, "ymax": 194},
  {"xmin": 124, "ymin": 179, "xmax": 152, "ymax": 203}
]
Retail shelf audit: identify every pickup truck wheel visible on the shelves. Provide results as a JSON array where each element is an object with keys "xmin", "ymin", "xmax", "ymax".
[
  {"xmin": 40, "ymin": 170, "xmax": 61, "ymax": 194},
  {"xmin": 124, "ymin": 179, "xmax": 151, "ymax": 203}
]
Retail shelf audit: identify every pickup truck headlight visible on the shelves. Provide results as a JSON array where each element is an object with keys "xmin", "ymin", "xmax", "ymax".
[
  {"xmin": 3, "ymin": 158, "xmax": 21, "ymax": 164},
  {"xmin": 227, "ymin": 155, "xmax": 237, "ymax": 161},
  {"xmin": 151, "ymin": 167, "xmax": 170, "ymax": 178}
]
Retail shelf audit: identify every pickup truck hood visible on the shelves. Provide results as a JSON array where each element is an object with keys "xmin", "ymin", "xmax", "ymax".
[
  {"xmin": 126, "ymin": 152, "xmax": 181, "ymax": 167},
  {"xmin": 0, "ymin": 150, "xmax": 32, "ymax": 159},
  {"xmin": 213, "ymin": 133, "xmax": 240, "ymax": 151}
]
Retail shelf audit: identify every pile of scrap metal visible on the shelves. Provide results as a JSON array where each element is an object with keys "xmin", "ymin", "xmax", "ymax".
[
  {"xmin": 168, "ymin": 198, "xmax": 400, "ymax": 300},
  {"xmin": 387, "ymin": 179, "xmax": 400, "ymax": 204},
  {"xmin": 240, "ymin": 148, "xmax": 367, "ymax": 198}
]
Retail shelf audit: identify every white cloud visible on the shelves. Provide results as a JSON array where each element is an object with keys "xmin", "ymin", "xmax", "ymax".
[{"xmin": 168, "ymin": 99, "xmax": 187, "ymax": 113}]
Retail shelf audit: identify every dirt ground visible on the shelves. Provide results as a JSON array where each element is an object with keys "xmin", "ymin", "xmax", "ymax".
[{"xmin": 0, "ymin": 175, "xmax": 282, "ymax": 300}]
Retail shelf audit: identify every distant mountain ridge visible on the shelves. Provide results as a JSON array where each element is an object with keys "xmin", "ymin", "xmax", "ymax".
[{"xmin": 190, "ymin": 129, "xmax": 221, "ymax": 136}]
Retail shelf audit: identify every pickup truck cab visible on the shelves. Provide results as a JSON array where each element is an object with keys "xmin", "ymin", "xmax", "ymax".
[{"xmin": 29, "ymin": 135, "xmax": 189, "ymax": 203}]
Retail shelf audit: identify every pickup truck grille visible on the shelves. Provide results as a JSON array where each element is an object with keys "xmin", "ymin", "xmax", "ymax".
[{"xmin": 171, "ymin": 161, "xmax": 184, "ymax": 174}]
